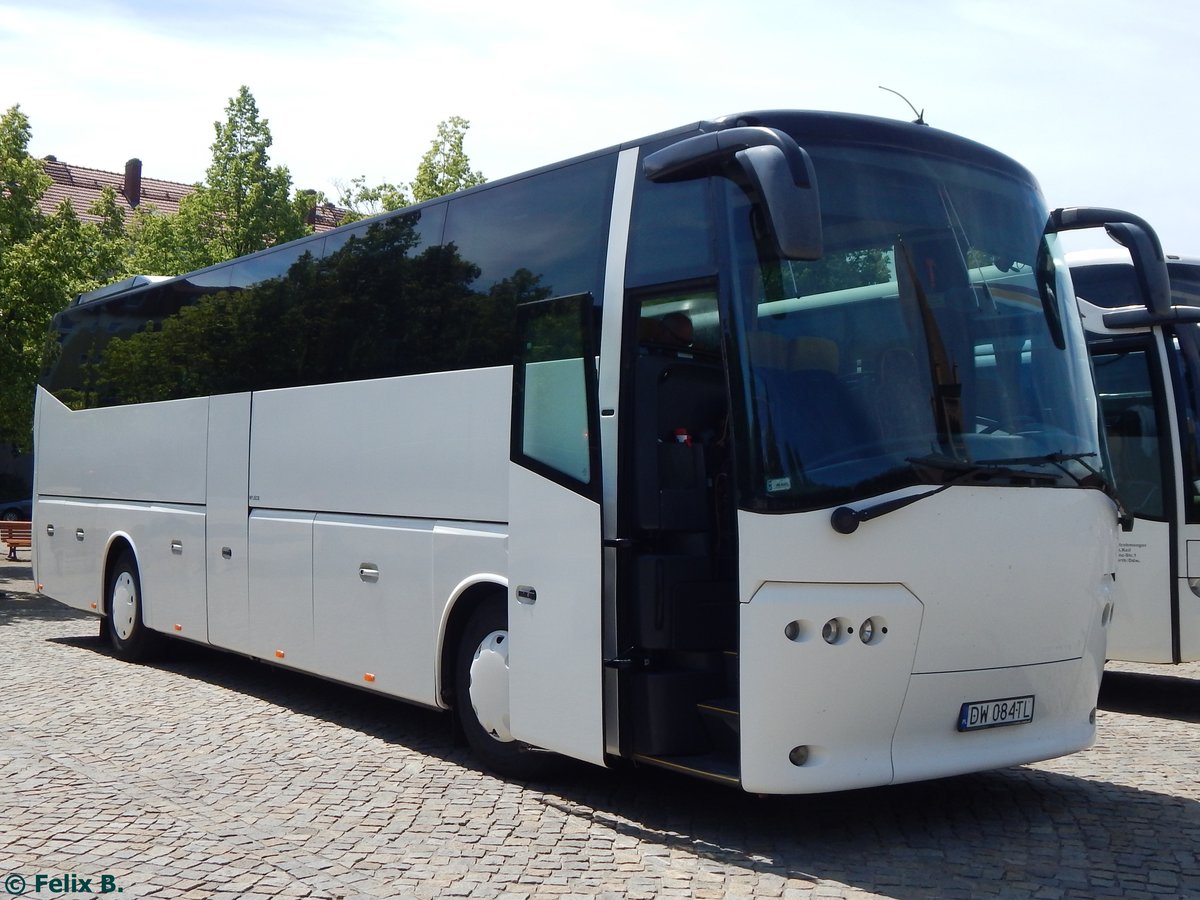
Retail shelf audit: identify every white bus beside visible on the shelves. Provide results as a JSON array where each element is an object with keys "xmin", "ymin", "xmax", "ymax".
[
  {"xmin": 33, "ymin": 111, "xmax": 1164, "ymax": 793},
  {"xmin": 1072, "ymin": 248, "xmax": 1200, "ymax": 664}
]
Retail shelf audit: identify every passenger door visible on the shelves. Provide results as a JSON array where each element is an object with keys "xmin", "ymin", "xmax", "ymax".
[
  {"xmin": 1091, "ymin": 336, "xmax": 1176, "ymax": 662},
  {"xmin": 506, "ymin": 293, "xmax": 606, "ymax": 764}
]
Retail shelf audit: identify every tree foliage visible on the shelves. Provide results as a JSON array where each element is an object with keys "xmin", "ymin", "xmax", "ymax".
[
  {"xmin": 0, "ymin": 93, "xmax": 487, "ymax": 447},
  {"xmin": 334, "ymin": 175, "xmax": 410, "ymax": 221},
  {"xmin": 0, "ymin": 106, "xmax": 131, "ymax": 446},
  {"xmin": 137, "ymin": 86, "xmax": 309, "ymax": 272},
  {"xmin": 0, "ymin": 105, "xmax": 49, "ymax": 249},
  {"xmin": 338, "ymin": 116, "xmax": 485, "ymax": 222},
  {"xmin": 410, "ymin": 116, "xmax": 486, "ymax": 203}
]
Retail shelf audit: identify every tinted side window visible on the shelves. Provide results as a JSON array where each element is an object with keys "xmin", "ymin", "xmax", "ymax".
[
  {"xmin": 626, "ymin": 178, "xmax": 715, "ymax": 288},
  {"xmin": 46, "ymin": 209, "xmax": 452, "ymax": 405},
  {"xmin": 44, "ymin": 152, "xmax": 623, "ymax": 407},
  {"xmin": 444, "ymin": 155, "xmax": 616, "ymax": 297},
  {"xmin": 44, "ymin": 268, "xmax": 235, "ymax": 408},
  {"xmin": 1092, "ymin": 343, "xmax": 1167, "ymax": 520}
]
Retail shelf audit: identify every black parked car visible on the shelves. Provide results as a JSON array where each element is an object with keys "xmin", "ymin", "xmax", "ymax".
[{"xmin": 0, "ymin": 498, "xmax": 31, "ymax": 521}]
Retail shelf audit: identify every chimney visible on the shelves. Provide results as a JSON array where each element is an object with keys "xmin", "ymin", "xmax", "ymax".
[{"xmin": 124, "ymin": 158, "xmax": 143, "ymax": 208}]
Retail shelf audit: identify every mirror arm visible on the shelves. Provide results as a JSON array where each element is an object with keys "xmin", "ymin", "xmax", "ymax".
[{"xmin": 1045, "ymin": 207, "xmax": 1172, "ymax": 316}]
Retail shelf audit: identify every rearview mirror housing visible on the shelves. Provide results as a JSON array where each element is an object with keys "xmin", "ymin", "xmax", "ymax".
[{"xmin": 644, "ymin": 126, "xmax": 823, "ymax": 261}]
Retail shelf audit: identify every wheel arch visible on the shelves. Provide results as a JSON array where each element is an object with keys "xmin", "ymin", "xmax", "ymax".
[
  {"xmin": 99, "ymin": 532, "xmax": 138, "ymax": 617},
  {"xmin": 436, "ymin": 575, "xmax": 507, "ymax": 709}
]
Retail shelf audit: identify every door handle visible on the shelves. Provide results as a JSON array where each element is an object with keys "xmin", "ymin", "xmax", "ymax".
[
  {"xmin": 516, "ymin": 585, "xmax": 537, "ymax": 604},
  {"xmin": 359, "ymin": 564, "xmax": 380, "ymax": 583}
]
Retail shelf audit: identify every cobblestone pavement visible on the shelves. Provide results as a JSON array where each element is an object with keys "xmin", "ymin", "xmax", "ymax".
[{"xmin": 2, "ymin": 562, "xmax": 1197, "ymax": 900}]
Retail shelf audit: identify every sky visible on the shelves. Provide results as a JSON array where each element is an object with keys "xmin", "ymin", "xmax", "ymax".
[{"xmin": 2, "ymin": 0, "xmax": 1198, "ymax": 255}]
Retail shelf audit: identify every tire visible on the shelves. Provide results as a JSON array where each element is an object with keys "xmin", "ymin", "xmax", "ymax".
[
  {"xmin": 105, "ymin": 551, "xmax": 158, "ymax": 662},
  {"xmin": 454, "ymin": 601, "xmax": 553, "ymax": 779}
]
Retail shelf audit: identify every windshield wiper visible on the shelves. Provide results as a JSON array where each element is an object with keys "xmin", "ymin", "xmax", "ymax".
[
  {"xmin": 980, "ymin": 451, "xmax": 1134, "ymax": 531},
  {"xmin": 908, "ymin": 453, "xmax": 1063, "ymax": 484},
  {"xmin": 829, "ymin": 454, "xmax": 1058, "ymax": 535}
]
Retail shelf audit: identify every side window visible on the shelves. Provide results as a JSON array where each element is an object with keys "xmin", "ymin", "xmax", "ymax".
[
  {"xmin": 1092, "ymin": 343, "xmax": 1167, "ymax": 520},
  {"xmin": 513, "ymin": 294, "xmax": 599, "ymax": 495},
  {"xmin": 311, "ymin": 205, "xmax": 448, "ymax": 380},
  {"xmin": 445, "ymin": 154, "xmax": 616, "ymax": 297},
  {"xmin": 637, "ymin": 288, "xmax": 720, "ymax": 357},
  {"xmin": 626, "ymin": 178, "xmax": 715, "ymax": 288}
]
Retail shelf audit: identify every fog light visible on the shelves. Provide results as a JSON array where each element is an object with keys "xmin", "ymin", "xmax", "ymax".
[
  {"xmin": 1189, "ymin": 578, "xmax": 1200, "ymax": 599},
  {"xmin": 789, "ymin": 745, "xmax": 811, "ymax": 766},
  {"xmin": 859, "ymin": 618, "xmax": 874, "ymax": 644},
  {"xmin": 822, "ymin": 619, "xmax": 841, "ymax": 644}
]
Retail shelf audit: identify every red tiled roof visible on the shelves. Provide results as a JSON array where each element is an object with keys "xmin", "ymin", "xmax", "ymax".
[
  {"xmin": 37, "ymin": 157, "xmax": 346, "ymax": 233},
  {"xmin": 39, "ymin": 157, "xmax": 191, "ymax": 222}
]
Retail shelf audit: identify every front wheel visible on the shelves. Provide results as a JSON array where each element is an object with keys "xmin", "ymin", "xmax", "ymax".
[
  {"xmin": 454, "ymin": 601, "xmax": 552, "ymax": 779},
  {"xmin": 106, "ymin": 551, "xmax": 158, "ymax": 662}
]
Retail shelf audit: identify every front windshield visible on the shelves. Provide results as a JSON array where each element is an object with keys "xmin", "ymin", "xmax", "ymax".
[{"xmin": 724, "ymin": 143, "xmax": 1101, "ymax": 511}]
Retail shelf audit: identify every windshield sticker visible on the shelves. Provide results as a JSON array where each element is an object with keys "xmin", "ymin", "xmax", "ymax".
[{"xmin": 766, "ymin": 477, "xmax": 792, "ymax": 493}]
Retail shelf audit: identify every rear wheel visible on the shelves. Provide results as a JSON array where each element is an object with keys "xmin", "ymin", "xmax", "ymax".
[
  {"xmin": 454, "ymin": 601, "xmax": 552, "ymax": 779},
  {"xmin": 106, "ymin": 551, "xmax": 158, "ymax": 661}
]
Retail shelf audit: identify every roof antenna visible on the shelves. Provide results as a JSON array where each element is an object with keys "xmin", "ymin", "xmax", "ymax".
[{"xmin": 878, "ymin": 86, "xmax": 926, "ymax": 126}]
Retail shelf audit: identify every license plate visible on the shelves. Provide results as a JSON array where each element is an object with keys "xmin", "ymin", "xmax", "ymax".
[{"xmin": 957, "ymin": 695, "xmax": 1035, "ymax": 732}]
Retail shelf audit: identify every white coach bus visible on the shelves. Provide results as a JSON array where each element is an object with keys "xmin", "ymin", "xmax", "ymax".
[
  {"xmin": 33, "ymin": 111, "xmax": 1166, "ymax": 793},
  {"xmin": 1072, "ymin": 248, "xmax": 1200, "ymax": 664}
]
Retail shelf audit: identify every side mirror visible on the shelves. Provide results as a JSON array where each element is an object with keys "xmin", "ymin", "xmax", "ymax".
[
  {"xmin": 1045, "ymin": 207, "xmax": 1174, "ymax": 325},
  {"xmin": 644, "ymin": 126, "xmax": 823, "ymax": 261}
]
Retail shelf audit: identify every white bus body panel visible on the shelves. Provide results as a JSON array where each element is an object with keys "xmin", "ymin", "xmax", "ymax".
[
  {"xmin": 311, "ymin": 514, "xmax": 434, "ymax": 701},
  {"xmin": 1182, "ymin": 540, "xmax": 1200, "ymax": 661},
  {"xmin": 249, "ymin": 369, "xmax": 509, "ymax": 522},
  {"xmin": 1108, "ymin": 521, "xmax": 1174, "ymax": 663},
  {"xmin": 206, "ymin": 393, "xmax": 252, "ymax": 653},
  {"xmin": 135, "ymin": 504, "xmax": 207, "ymax": 639},
  {"xmin": 507, "ymin": 465, "xmax": 604, "ymax": 765},
  {"xmin": 33, "ymin": 497, "xmax": 95, "ymax": 608},
  {"xmin": 34, "ymin": 389, "xmax": 210, "ymax": 617},
  {"xmin": 248, "ymin": 510, "xmax": 316, "ymax": 667},
  {"xmin": 738, "ymin": 486, "xmax": 1114, "ymax": 794},
  {"xmin": 35, "ymin": 389, "xmax": 208, "ymax": 504}
]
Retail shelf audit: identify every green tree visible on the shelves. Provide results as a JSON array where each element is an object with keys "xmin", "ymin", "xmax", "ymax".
[
  {"xmin": 410, "ymin": 116, "xmax": 486, "ymax": 203},
  {"xmin": 0, "ymin": 105, "xmax": 130, "ymax": 446},
  {"xmin": 338, "ymin": 116, "xmax": 486, "ymax": 223},
  {"xmin": 2, "ymin": 105, "xmax": 137, "ymax": 444},
  {"xmin": 138, "ymin": 86, "xmax": 309, "ymax": 273},
  {"xmin": 0, "ymin": 105, "xmax": 49, "ymax": 250},
  {"xmin": 335, "ymin": 175, "xmax": 410, "ymax": 222}
]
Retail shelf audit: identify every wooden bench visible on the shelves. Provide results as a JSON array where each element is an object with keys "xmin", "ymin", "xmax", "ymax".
[{"xmin": 1, "ymin": 521, "xmax": 31, "ymax": 561}]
